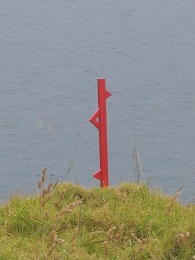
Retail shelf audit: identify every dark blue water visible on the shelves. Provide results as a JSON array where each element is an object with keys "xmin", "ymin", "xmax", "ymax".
[{"xmin": 0, "ymin": 0, "xmax": 195, "ymax": 203}]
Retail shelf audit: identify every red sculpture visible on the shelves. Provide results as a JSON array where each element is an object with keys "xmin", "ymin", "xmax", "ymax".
[{"xmin": 89, "ymin": 79, "xmax": 112, "ymax": 187}]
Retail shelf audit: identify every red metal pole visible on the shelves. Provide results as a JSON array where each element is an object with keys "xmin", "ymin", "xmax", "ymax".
[{"xmin": 89, "ymin": 79, "xmax": 111, "ymax": 187}]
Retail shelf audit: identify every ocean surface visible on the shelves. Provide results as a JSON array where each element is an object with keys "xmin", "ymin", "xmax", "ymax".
[{"xmin": 0, "ymin": 0, "xmax": 195, "ymax": 203}]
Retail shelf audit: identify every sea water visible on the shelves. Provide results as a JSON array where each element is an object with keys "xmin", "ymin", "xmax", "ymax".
[{"xmin": 0, "ymin": 0, "xmax": 195, "ymax": 202}]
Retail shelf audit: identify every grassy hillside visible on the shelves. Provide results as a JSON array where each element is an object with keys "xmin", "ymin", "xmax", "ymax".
[{"xmin": 0, "ymin": 169, "xmax": 194, "ymax": 259}]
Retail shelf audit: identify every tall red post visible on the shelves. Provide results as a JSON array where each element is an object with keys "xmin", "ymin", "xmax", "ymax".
[{"xmin": 89, "ymin": 79, "xmax": 112, "ymax": 187}]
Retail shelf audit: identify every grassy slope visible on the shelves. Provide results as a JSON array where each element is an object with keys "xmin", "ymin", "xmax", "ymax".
[{"xmin": 0, "ymin": 182, "xmax": 194, "ymax": 259}]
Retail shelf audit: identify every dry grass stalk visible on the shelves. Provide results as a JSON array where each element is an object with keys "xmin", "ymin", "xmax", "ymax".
[
  {"xmin": 41, "ymin": 192, "xmax": 52, "ymax": 207},
  {"xmin": 103, "ymin": 227, "xmax": 117, "ymax": 257},
  {"xmin": 45, "ymin": 210, "xmax": 49, "ymax": 220},
  {"xmin": 130, "ymin": 232, "xmax": 142, "ymax": 244},
  {"xmin": 114, "ymin": 224, "xmax": 125, "ymax": 244},
  {"xmin": 131, "ymin": 233, "xmax": 154, "ymax": 256},
  {"xmin": 175, "ymin": 231, "xmax": 191, "ymax": 246},
  {"xmin": 69, "ymin": 226, "xmax": 79, "ymax": 255},
  {"xmin": 103, "ymin": 240, "xmax": 109, "ymax": 257},
  {"xmin": 38, "ymin": 167, "xmax": 47, "ymax": 190},
  {"xmin": 106, "ymin": 227, "xmax": 116, "ymax": 242},
  {"xmin": 36, "ymin": 168, "xmax": 49, "ymax": 259},
  {"xmin": 47, "ymin": 224, "xmax": 57, "ymax": 257},
  {"xmin": 167, "ymin": 191, "xmax": 181, "ymax": 215},
  {"xmin": 144, "ymin": 221, "xmax": 152, "ymax": 235},
  {"xmin": 39, "ymin": 181, "xmax": 53, "ymax": 208},
  {"xmin": 47, "ymin": 244, "xmax": 55, "ymax": 257},
  {"xmin": 130, "ymin": 233, "xmax": 144, "ymax": 253},
  {"xmin": 59, "ymin": 201, "xmax": 82, "ymax": 217},
  {"xmin": 185, "ymin": 231, "xmax": 190, "ymax": 238},
  {"xmin": 133, "ymin": 146, "xmax": 144, "ymax": 183},
  {"xmin": 42, "ymin": 182, "xmax": 53, "ymax": 197},
  {"xmin": 38, "ymin": 180, "xmax": 42, "ymax": 190},
  {"xmin": 54, "ymin": 189, "xmax": 66, "ymax": 209}
]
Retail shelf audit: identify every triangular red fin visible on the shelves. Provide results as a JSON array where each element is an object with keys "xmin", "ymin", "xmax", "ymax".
[{"xmin": 93, "ymin": 169, "xmax": 102, "ymax": 181}]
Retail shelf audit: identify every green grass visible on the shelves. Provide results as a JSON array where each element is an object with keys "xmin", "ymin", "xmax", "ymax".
[{"xmin": 0, "ymin": 180, "xmax": 194, "ymax": 259}]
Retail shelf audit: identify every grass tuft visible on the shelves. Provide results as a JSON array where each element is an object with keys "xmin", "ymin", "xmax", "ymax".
[{"xmin": 0, "ymin": 171, "xmax": 194, "ymax": 259}]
